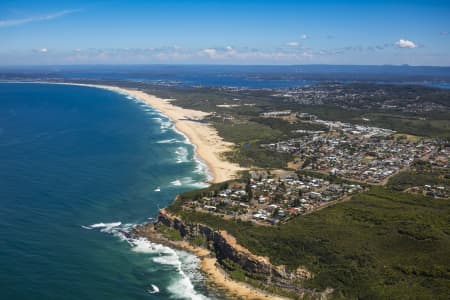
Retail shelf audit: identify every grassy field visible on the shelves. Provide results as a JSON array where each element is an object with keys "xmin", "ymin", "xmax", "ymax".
[{"xmin": 168, "ymin": 183, "xmax": 450, "ymax": 299}]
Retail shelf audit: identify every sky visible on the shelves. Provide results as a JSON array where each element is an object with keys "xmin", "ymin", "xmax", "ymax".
[{"xmin": 0, "ymin": 0, "xmax": 449, "ymax": 66}]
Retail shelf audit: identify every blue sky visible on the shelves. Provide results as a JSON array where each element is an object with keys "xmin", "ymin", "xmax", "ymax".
[{"xmin": 0, "ymin": 0, "xmax": 449, "ymax": 65}]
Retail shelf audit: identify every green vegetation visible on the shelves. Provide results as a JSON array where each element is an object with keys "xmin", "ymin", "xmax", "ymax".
[
  {"xmin": 250, "ymin": 117, "xmax": 328, "ymax": 135},
  {"xmin": 296, "ymin": 170, "xmax": 369, "ymax": 187},
  {"xmin": 212, "ymin": 120, "xmax": 283, "ymax": 144},
  {"xmin": 167, "ymin": 183, "xmax": 450, "ymax": 299},
  {"xmin": 189, "ymin": 235, "xmax": 208, "ymax": 248},
  {"xmin": 155, "ymin": 223, "xmax": 182, "ymax": 241},
  {"xmin": 144, "ymin": 82, "xmax": 450, "ymax": 299},
  {"xmin": 211, "ymin": 119, "xmax": 294, "ymax": 168},
  {"xmin": 387, "ymin": 162, "xmax": 450, "ymax": 191},
  {"xmin": 144, "ymin": 83, "xmax": 450, "ymax": 173},
  {"xmin": 221, "ymin": 258, "xmax": 301, "ymax": 299},
  {"xmin": 364, "ymin": 113, "xmax": 450, "ymax": 138},
  {"xmin": 225, "ymin": 142, "xmax": 293, "ymax": 169}
]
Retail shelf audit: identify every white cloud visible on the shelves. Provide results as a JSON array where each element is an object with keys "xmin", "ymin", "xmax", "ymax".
[
  {"xmin": 40, "ymin": 48, "xmax": 48, "ymax": 53},
  {"xmin": 286, "ymin": 41, "xmax": 299, "ymax": 47},
  {"xmin": 395, "ymin": 39, "xmax": 417, "ymax": 49},
  {"xmin": 300, "ymin": 34, "xmax": 309, "ymax": 40},
  {"xmin": 199, "ymin": 48, "xmax": 218, "ymax": 58},
  {"xmin": 0, "ymin": 9, "xmax": 80, "ymax": 28}
]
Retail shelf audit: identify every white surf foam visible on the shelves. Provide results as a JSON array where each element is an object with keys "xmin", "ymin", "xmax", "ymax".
[
  {"xmin": 170, "ymin": 177, "xmax": 208, "ymax": 189},
  {"xmin": 160, "ymin": 120, "xmax": 173, "ymax": 132},
  {"xmin": 171, "ymin": 179, "xmax": 182, "ymax": 186},
  {"xmin": 157, "ymin": 138, "xmax": 179, "ymax": 144},
  {"xmin": 171, "ymin": 128, "xmax": 212, "ymax": 182},
  {"xmin": 147, "ymin": 284, "xmax": 160, "ymax": 294},
  {"xmin": 175, "ymin": 146, "xmax": 189, "ymax": 163},
  {"xmin": 151, "ymin": 116, "xmax": 173, "ymax": 133},
  {"xmin": 121, "ymin": 92, "xmax": 211, "ymax": 184},
  {"xmin": 82, "ymin": 222, "xmax": 122, "ymax": 232},
  {"xmin": 130, "ymin": 237, "xmax": 208, "ymax": 299},
  {"xmin": 193, "ymin": 155, "xmax": 212, "ymax": 183},
  {"xmin": 82, "ymin": 224, "xmax": 209, "ymax": 299}
]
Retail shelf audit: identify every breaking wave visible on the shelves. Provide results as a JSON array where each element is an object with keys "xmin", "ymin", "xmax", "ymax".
[
  {"xmin": 132, "ymin": 238, "xmax": 207, "ymax": 300},
  {"xmin": 151, "ymin": 116, "xmax": 173, "ymax": 133},
  {"xmin": 157, "ymin": 138, "xmax": 179, "ymax": 144},
  {"xmin": 175, "ymin": 146, "xmax": 189, "ymax": 163},
  {"xmin": 82, "ymin": 223, "xmax": 208, "ymax": 299},
  {"xmin": 147, "ymin": 284, "xmax": 159, "ymax": 294},
  {"xmin": 170, "ymin": 177, "xmax": 208, "ymax": 189}
]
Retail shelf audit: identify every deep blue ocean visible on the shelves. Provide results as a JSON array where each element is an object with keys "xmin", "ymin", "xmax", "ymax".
[{"xmin": 0, "ymin": 83, "xmax": 221, "ymax": 299}]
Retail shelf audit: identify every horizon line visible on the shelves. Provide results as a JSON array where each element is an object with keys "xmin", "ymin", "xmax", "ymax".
[{"xmin": 1, "ymin": 63, "xmax": 450, "ymax": 68}]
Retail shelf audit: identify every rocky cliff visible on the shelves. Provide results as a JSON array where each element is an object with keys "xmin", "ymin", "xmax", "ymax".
[{"xmin": 157, "ymin": 209, "xmax": 313, "ymax": 294}]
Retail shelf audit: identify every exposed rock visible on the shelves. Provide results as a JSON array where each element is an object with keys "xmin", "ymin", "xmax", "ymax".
[{"xmin": 156, "ymin": 209, "xmax": 316, "ymax": 295}]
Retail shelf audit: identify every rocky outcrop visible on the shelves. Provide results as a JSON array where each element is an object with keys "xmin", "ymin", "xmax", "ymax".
[{"xmin": 157, "ymin": 209, "xmax": 313, "ymax": 293}]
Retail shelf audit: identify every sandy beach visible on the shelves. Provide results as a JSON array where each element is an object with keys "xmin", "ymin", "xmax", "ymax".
[{"xmin": 48, "ymin": 82, "xmax": 246, "ymax": 183}]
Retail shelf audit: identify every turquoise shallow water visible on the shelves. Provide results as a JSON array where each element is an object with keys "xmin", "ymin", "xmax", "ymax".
[{"xmin": 0, "ymin": 83, "xmax": 219, "ymax": 299}]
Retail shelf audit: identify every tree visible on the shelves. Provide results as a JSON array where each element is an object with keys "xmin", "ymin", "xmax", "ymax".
[{"xmin": 245, "ymin": 183, "xmax": 253, "ymax": 200}]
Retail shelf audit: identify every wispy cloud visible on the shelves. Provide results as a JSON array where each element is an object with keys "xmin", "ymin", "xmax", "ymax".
[
  {"xmin": 300, "ymin": 34, "xmax": 309, "ymax": 40},
  {"xmin": 0, "ymin": 9, "xmax": 80, "ymax": 28},
  {"xmin": 286, "ymin": 41, "xmax": 299, "ymax": 47}
]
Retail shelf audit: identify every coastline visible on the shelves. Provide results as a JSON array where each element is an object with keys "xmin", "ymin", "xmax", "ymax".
[
  {"xmin": 23, "ymin": 81, "xmax": 246, "ymax": 184},
  {"xmin": 12, "ymin": 81, "xmax": 288, "ymax": 299},
  {"xmin": 134, "ymin": 223, "xmax": 289, "ymax": 300},
  {"xmin": 78, "ymin": 83, "xmax": 286, "ymax": 299},
  {"xmin": 17, "ymin": 81, "xmax": 278, "ymax": 299}
]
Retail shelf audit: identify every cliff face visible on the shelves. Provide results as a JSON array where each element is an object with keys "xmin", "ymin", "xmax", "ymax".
[{"xmin": 158, "ymin": 209, "xmax": 312, "ymax": 293}]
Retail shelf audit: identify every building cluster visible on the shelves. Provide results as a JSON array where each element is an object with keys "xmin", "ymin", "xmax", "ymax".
[
  {"xmin": 181, "ymin": 171, "xmax": 362, "ymax": 225},
  {"xmin": 408, "ymin": 185, "xmax": 449, "ymax": 199},
  {"xmin": 273, "ymin": 84, "xmax": 449, "ymax": 113},
  {"xmin": 428, "ymin": 146, "xmax": 450, "ymax": 168},
  {"xmin": 262, "ymin": 119, "xmax": 441, "ymax": 184},
  {"xmin": 260, "ymin": 110, "xmax": 292, "ymax": 117}
]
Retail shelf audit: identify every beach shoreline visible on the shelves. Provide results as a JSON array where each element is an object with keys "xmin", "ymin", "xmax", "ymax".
[
  {"xmin": 25, "ymin": 81, "xmax": 246, "ymax": 183},
  {"xmin": 77, "ymin": 83, "xmax": 287, "ymax": 299}
]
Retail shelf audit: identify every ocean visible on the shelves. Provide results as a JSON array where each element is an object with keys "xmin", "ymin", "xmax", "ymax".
[
  {"xmin": 2, "ymin": 65, "xmax": 450, "ymax": 88},
  {"xmin": 0, "ymin": 83, "xmax": 221, "ymax": 299}
]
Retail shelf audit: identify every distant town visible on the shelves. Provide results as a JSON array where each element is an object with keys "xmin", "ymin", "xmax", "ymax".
[{"xmin": 261, "ymin": 112, "xmax": 447, "ymax": 184}]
